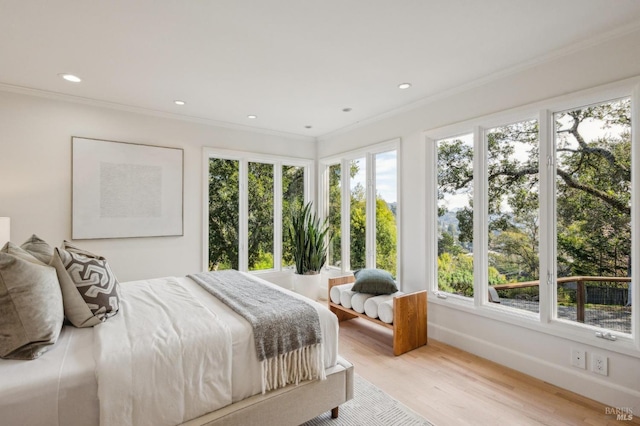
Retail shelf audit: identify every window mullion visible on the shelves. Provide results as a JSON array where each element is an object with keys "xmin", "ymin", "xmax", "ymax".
[
  {"xmin": 366, "ymin": 152, "xmax": 376, "ymax": 269},
  {"xmin": 632, "ymin": 85, "xmax": 640, "ymax": 346},
  {"xmin": 341, "ymin": 158, "xmax": 351, "ymax": 273},
  {"xmin": 538, "ymin": 109, "xmax": 554, "ymax": 324},
  {"xmin": 273, "ymin": 163, "xmax": 282, "ymax": 272},
  {"xmin": 239, "ymin": 159, "xmax": 249, "ymax": 271},
  {"xmin": 474, "ymin": 126, "xmax": 487, "ymax": 308}
]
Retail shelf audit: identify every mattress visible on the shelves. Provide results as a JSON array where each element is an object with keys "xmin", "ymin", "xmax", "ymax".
[{"xmin": 0, "ymin": 273, "xmax": 339, "ymax": 426}]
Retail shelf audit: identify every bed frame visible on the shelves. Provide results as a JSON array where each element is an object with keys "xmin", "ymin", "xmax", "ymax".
[
  {"xmin": 328, "ymin": 275, "xmax": 427, "ymax": 356},
  {"xmin": 182, "ymin": 357, "xmax": 354, "ymax": 426}
]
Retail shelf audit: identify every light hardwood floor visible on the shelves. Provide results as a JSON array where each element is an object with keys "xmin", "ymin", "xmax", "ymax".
[{"xmin": 336, "ymin": 318, "xmax": 639, "ymax": 426}]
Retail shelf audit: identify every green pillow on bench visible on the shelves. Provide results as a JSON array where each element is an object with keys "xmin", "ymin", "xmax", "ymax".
[{"xmin": 352, "ymin": 268, "xmax": 398, "ymax": 295}]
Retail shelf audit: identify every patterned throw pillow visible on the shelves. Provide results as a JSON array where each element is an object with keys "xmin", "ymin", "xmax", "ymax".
[
  {"xmin": 352, "ymin": 268, "xmax": 398, "ymax": 295},
  {"xmin": 51, "ymin": 245, "xmax": 120, "ymax": 328}
]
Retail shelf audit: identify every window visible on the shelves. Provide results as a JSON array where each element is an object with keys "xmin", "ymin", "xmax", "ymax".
[
  {"xmin": 204, "ymin": 149, "xmax": 311, "ymax": 273},
  {"xmin": 350, "ymin": 157, "xmax": 367, "ymax": 270},
  {"xmin": 207, "ymin": 158, "xmax": 239, "ymax": 270},
  {"xmin": 486, "ymin": 120, "xmax": 540, "ymax": 313},
  {"xmin": 437, "ymin": 134, "xmax": 474, "ymax": 298},
  {"xmin": 282, "ymin": 165, "xmax": 305, "ymax": 268},
  {"xmin": 554, "ymin": 98, "xmax": 631, "ymax": 334},
  {"xmin": 247, "ymin": 162, "xmax": 274, "ymax": 271},
  {"xmin": 375, "ymin": 151, "xmax": 398, "ymax": 275},
  {"xmin": 322, "ymin": 140, "xmax": 400, "ymax": 278},
  {"xmin": 327, "ymin": 163, "xmax": 342, "ymax": 268},
  {"xmin": 427, "ymin": 84, "xmax": 637, "ymax": 347}
]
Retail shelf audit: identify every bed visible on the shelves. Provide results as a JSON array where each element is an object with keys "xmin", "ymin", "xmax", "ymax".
[{"xmin": 0, "ymin": 273, "xmax": 354, "ymax": 426}]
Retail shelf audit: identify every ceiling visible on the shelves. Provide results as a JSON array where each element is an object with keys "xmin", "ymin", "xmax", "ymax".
[{"xmin": 2, "ymin": 0, "xmax": 640, "ymax": 139}]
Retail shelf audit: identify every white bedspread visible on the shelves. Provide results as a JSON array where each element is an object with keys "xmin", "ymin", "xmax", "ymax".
[
  {"xmin": 0, "ymin": 274, "xmax": 339, "ymax": 426},
  {"xmin": 94, "ymin": 277, "xmax": 233, "ymax": 426}
]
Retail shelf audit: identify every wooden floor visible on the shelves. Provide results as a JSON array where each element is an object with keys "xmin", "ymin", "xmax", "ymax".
[{"xmin": 337, "ymin": 318, "xmax": 639, "ymax": 426}]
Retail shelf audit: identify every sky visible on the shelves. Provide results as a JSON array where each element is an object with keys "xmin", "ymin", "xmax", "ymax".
[{"xmin": 350, "ymin": 150, "xmax": 397, "ymax": 203}]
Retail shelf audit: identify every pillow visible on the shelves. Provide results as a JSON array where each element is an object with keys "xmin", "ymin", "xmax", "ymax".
[
  {"xmin": 352, "ymin": 268, "xmax": 398, "ymax": 295},
  {"xmin": 21, "ymin": 234, "xmax": 54, "ymax": 264},
  {"xmin": 51, "ymin": 244, "xmax": 120, "ymax": 328},
  {"xmin": 0, "ymin": 243, "xmax": 64, "ymax": 360}
]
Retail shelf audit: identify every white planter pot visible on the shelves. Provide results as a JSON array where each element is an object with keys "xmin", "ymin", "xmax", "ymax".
[{"xmin": 293, "ymin": 273, "xmax": 321, "ymax": 300}]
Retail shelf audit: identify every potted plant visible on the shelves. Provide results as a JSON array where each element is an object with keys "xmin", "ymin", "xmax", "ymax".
[{"xmin": 287, "ymin": 202, "xmax": 331, "ymax": 299}]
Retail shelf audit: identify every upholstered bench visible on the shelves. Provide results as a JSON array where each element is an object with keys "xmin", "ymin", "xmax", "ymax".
[{"xmin": 327, "ymin": 275, "xmax": 427, "ymax": 355}]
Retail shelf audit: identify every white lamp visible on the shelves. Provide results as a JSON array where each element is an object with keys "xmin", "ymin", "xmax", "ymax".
[{"xmin": 0, "ymin": 217, "xmax": 10, "ymax": 245}]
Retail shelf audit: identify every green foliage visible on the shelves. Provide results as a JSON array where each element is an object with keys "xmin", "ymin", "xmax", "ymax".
[
  {"xmin": 208, "ymin": 158, "xmax": 239, "ymax": 270},
  {"xmin": 437, "ymin": 99, "xmax": 632, "ymax": 296},
  {"xmin": 282, "ymin": 166, "xmax": 305, "ymax": 267},
  {"xmin": 287, "ymin": 202, "xmax": 330, "ymax": 274}
]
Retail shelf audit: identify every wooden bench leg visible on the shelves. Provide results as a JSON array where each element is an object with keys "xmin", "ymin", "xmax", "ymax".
[{"xmin": 331, "ymin": 407, "xmax": 339, "ymax": 418}]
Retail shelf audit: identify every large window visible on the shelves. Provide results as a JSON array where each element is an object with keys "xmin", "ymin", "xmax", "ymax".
[
  {"xmin": 208, "ymin": 158, "xmax": 239, "ymax": 270},
  {"xmin": 437, "ymin": 134, "xmax": 474, "ymax": 298},
  {"xmin": 322, "ymin": 140, "xmax": 400, "ymax": 278},
  {"xmin": 427, "ymin": 86, "xmax": 637, "ymax": 347},
  {"xmin": 204, "ymin": 149, "xmax": 311, "ymax": 273},
  {"xmin": 486, "ymin": 120, "xmax": 540, "ymax": 314},
  {"xmin": 554, "ymin": 98, "xmax": 631, "ymax": 334}
]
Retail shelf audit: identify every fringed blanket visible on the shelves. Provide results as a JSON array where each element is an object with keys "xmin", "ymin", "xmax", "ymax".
[{"xmin": 188, "ymin": 270, "xmax": 325, "ymax": 393}]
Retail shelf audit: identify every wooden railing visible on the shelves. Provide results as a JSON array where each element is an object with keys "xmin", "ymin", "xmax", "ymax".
[{"xmin": 492, "ymin": 276, "xmax": 631, "ymax": 323}]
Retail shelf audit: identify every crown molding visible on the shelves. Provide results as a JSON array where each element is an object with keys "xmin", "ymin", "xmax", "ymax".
[{"xmin": 0, "ymin": 83, "xmax": 316, "ymax": 143}]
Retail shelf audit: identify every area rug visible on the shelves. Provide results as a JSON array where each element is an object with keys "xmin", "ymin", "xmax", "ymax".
[{"xmin": 302, "ymin": 374, "xmax": 435, "ymax": 425}]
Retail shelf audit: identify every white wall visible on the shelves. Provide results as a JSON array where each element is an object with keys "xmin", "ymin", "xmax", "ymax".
[
  {"xmin": 317, "ymin": 28, "xmax": 640, "ymax": 411},
  {"xmin": 0, "ymin": 90, "xmax": 315, "ymax": 281}
]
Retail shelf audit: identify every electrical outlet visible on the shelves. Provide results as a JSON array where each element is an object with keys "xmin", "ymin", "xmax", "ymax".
[
  {"xmin": 570, "ymin": 348, "xmax": 586, "ymax": 369},
  {"xmin": 592, "ymin": 353, "xmax": 608, "ymax": 376}
]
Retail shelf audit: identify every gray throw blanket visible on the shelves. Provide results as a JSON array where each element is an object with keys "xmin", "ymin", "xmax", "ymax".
[{"xmin": 188, "ymin": 270, "xmax": 325, "ymax": 392}]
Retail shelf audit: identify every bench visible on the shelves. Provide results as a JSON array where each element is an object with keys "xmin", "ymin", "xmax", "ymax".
[{"xmin": 327, "ymin": 275, "xmax": 428, "ymax": 355}]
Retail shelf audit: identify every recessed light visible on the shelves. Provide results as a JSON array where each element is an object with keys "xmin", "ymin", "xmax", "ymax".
[
  {"xmin": 174, "ymin": 100, "xmax": 186, "ymax": 106},
  {"xmin": 305, "ymin": 125, "xmax": 312, "ymax": 129},
  {"xmin": 59, "ymin": 73, "xmax": 82, "ymax": 83},
  {"xmin": 342, "ymin": 107, "xmax": 352, "ymax": 112},
  {"xmin": 247, "ymin": 115, "xmax": 257, "ymax": 119},
  {"xmin": 398, "ymin": 82, "xmax": 412, "ymax": 90}
]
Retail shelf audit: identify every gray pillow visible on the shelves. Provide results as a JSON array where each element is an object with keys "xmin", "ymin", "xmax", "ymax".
[
  {"xmin": 0, "ymin": 243, "xmax": 64, "ymax": 360},
  {"xmin": 51, "ymin": 245, "xmax": 120, "ymax": 328},
  {"xmin": 352, "ymin": 268, "xmax": 398, "ymax": 295},
  {"xmin": 21, "ymin": 234, "xmax": 54, "ymax": 264}
]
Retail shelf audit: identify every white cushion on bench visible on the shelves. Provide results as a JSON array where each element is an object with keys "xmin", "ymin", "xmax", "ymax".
[
  {"xmin": 364, "ymin": 294, "xmax": 398, "ymax": 319},
  {"xmin": 378, "ymin": 299, "xmax": 394, "ymax": 324},
  {"xmin": 351, "ymin": 292, "xmax": 374, "ymax": 313},
  {"xmin": 340, "ymin": 290, "xmax": 357, "ymax": 309},
  {"xmin": 330, "ymin": 283, "xmax": 354, "ymax": 304}
]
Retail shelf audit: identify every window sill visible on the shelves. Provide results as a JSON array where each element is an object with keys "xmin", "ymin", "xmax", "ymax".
[{"xmin": 428, "ymin": 291, "xmax": 640, "ymax": 358}]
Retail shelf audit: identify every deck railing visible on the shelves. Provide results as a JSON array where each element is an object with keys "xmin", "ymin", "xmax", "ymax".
[{"xmin": 492, "ymin": 276, "xmax": 631, "ymax": 324}]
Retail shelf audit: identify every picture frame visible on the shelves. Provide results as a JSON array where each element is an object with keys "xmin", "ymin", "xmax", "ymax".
[{"xmin": 72, "ymin": 137, "xmax": 183, "ymax": 239}]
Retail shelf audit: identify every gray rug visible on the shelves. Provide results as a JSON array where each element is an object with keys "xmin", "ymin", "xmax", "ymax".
[{"xmin": 302, "ymin": 375, "xmax": 435, "ymax": 425}]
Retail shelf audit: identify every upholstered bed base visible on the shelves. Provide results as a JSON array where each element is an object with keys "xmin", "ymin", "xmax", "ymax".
[{"xmin": 182, "ymin": 356, "xmax": 354, "ymax": 426}]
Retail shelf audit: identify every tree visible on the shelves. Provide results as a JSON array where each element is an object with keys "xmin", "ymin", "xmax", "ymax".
[
  {"xmin": 437, "ymin": 98, "xmax": 631, "ymax": 293},
  {"xmin": 208, "ymin": 158, "xmax": 239, "ymax": 270}
]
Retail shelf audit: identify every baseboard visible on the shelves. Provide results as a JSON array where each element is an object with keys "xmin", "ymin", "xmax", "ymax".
[{"xmin": 429, "ymin": 322, "xmax": 640, "ymax": 413}]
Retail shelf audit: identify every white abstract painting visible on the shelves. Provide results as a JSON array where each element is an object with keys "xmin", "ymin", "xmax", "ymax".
[{"xmin": 72, "ymin": 137, "xmax": 183, "ymax": 239}]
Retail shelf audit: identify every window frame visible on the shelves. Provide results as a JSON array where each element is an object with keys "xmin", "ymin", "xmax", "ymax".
[
  {"xmin": 319, "ymin": 139, "xmax": 401, "ymax": 283},
  {"xmin": 202, "ymin": 147, "xmax": 313, "ymax": 275},
  {"xmin": 425, "ymin": 77, "xmax": 640, "ymax": 356}
]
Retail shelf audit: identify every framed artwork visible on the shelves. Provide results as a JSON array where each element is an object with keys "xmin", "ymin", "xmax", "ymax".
[{"xmin": 72, "ymin": 137, "xmax": 183, "ymax": 239}]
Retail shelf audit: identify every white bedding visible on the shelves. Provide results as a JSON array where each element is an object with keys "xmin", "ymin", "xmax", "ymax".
[
  {"xmin": 0, "ymin": 273, "xmax": 339, "ymax": 426},
  {"xmin": 95, "ymin": 277, "xmax": 233, "ymax": 426}
]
